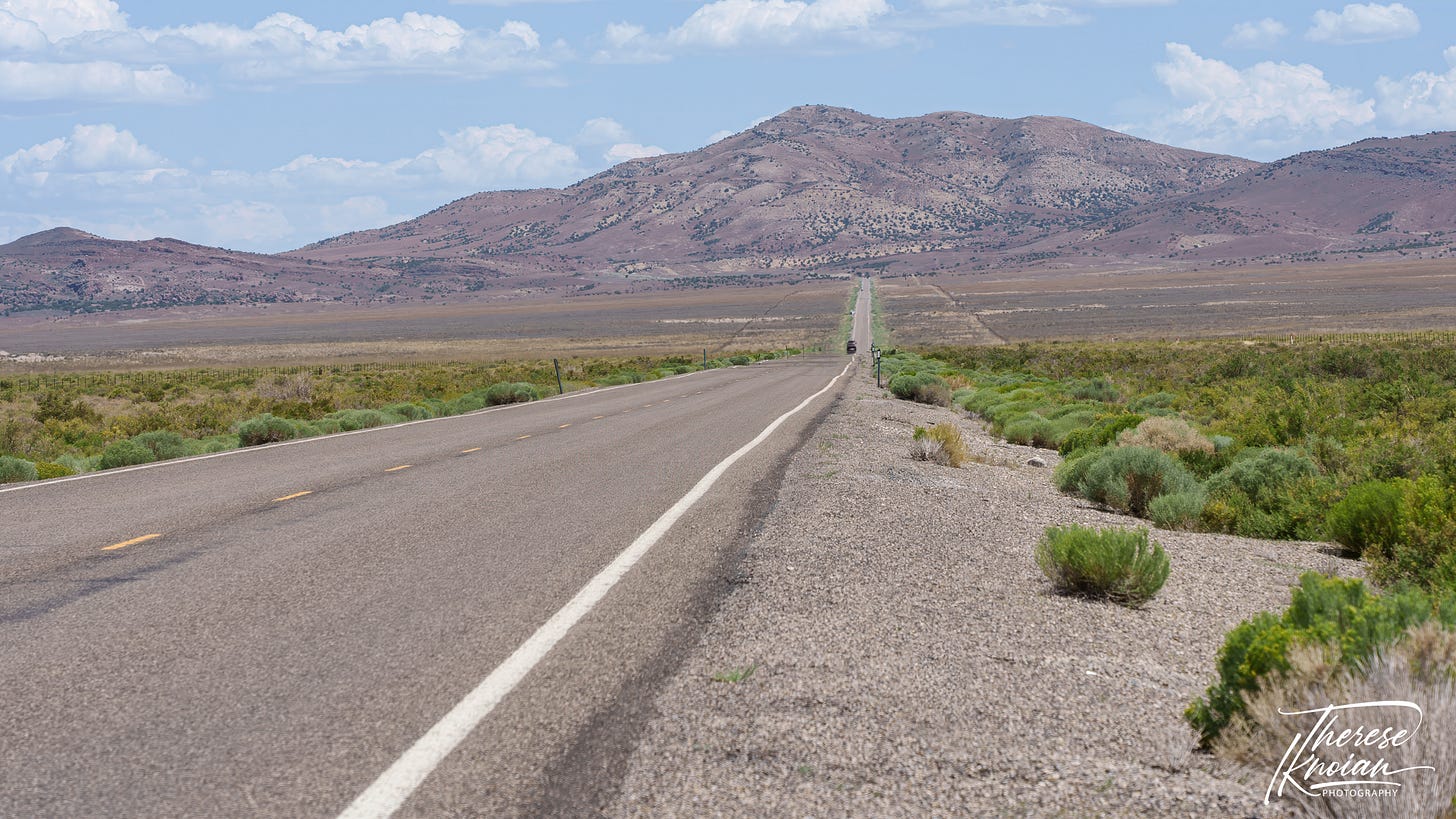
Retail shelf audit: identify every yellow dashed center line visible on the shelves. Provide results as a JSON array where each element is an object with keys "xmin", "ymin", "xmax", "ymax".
[
  {"xmin": 385, "ymin": 465, "xmax": 413, "ymax": 472},
  {"xmin": 517, "ymin": 434, "xmax": 532, "ymax": 440},
  {"xmin": 273, "ymin": 491, "xmax": 313, "ymax": 502},
  {"xmin": 643, "ymin": 404, "xmax": 654, "ymax": 408},
  {"xmin": 558, "ymin": 423, "xmax": 571, "ymax": 429},
  {"xmin": 461, "ymin": 447, "xmax": 482, "ymax": 454},
  {"xmin": 104, "ymin": 533, "xmax": 161, "ymax": 551},
  {"xmin": 593, "ymin": 415, "xmax": 605, "ymax": 420}
]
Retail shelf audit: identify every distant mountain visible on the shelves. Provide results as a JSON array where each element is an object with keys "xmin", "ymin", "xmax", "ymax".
[
  {"xmin": 0, "ymin": 228, "xmax": 349, "ymax": 313},
  {"xmin": 4, "ymin": 105, "xmax": 1454, "ymax": 314},
  {"xmin": 1062, "ymin": 131, "xmax": 1456, "ymax": 261},
  {"xmin": 292, "ymin": 105, "xmax": 1258, "ymax": 280}
]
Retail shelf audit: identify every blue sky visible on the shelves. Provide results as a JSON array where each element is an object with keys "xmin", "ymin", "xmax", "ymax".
[{"xmin": 2, "ymin": 0, "xmax": 1454, "ymax": 252}]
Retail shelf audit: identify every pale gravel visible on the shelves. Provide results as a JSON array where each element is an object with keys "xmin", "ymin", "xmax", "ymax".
[{"xmin": 608, "ymin": 363, "xmax": 1361, "ymax": 818}]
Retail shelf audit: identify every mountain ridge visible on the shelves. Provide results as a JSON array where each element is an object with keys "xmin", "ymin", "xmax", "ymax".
[{"xmin": 4, "ymin": 105, "xmax": 1453, "ymax": 314}]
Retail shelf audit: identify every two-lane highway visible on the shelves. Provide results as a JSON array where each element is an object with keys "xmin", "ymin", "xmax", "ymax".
[{"xmin": 0, "ymin": 326, "xmax": 866, "ymax": 817}]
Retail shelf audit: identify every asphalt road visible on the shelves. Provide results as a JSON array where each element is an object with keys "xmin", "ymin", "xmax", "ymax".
[{"xmin": 0, "ymin": 287, "xmax": 872, "ymax": 818}]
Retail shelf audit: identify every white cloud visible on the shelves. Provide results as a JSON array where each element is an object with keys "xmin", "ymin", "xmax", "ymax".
[
  {"xmin": 576, "ymin": 116, "xmax": 633, "ymax": 145},
  {"xmin": 0, "ymin": 10, "xmax": 49, "ymax": 50},
  {"xmin": 0, "ymin": 7, "xmax": 552, "ymax": 103},
  {"xmin": 669, "ymin": 0, "xmax": 894, "ymax": 48},
  {"xmin": 1225, "ymin": 18, "xmax": 1287, "ymax": 49},
  {"xmin": 596, "ymin": 0, "xmax": 901, "ymax": 61},
  {"xmin": 1307, "ymin": 3, "xmax": 1419, "ymax": 45},
  {"xmin": 1136, "ymin": 43, "xmax": 1374, "ymax": 156},
  {"xmin": 604, "ymin": 143, "xmax": 667, "ymax": 164},
  {"xmin": 914, "ymin": 1, "xmax": 1088, "ymax": 27},
  {"xmin": 0, "ymin": 60, "xmax": 197, "ymax": 102},
  {"xmin": 0, "ymin": 0, "xmax": 125, "ymax": 41},
  {"xmin": 123, "ymin": 13, "xmax": 548, "ymax": 81},
  {"xmin": 1375, "ymin": 46, "xmax": 1456, "ymax": 129},
  {"xmin": 1, "ymin": 121, "xmax": 587, "ymax": 250}
]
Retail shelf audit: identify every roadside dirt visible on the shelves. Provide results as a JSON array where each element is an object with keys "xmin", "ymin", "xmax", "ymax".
[{"xmin": 608, "ymin": 360, "xmax": 1358, "ymax": 817}]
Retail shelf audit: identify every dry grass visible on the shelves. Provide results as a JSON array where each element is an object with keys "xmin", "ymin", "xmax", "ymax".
[
  {"xmin": 1118, "ymin": 416, "xmax": 1215, "ymax": 455},
  {"xmin": 1215, "ymin": 623, "xmax": 1456, "ymax": 819}
]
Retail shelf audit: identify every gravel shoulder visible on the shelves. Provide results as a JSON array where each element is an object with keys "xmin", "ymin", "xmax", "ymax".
[{"xmin": 608, "ymin": 361, "xmax": 1360, "ymax": 817}]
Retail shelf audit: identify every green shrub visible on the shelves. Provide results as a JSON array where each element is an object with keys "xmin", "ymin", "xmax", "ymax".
[
  {"xmin": 1206, "ymin": 448, "xmax": 1319, "ymax": 504},
  {"xmin": 1058, "ymin": 413, "xmax": 1144, "ymax": 456},
  {"xmin": 34, "ymin": 461, "xmax": 74, "ymax": 480},
  {"xmin": 1003, "ymin": 413, "xmax": 1055, "ymax": 448},
  {"xmin": 483, "ymin": 382, "xmax": 541, "ymax": 406},
  {"xmin": 99, "ymin": 439, "xmax": 156, "ymax": 468},
  {"xmin": 1149, "ymin": 490, "xmax": 1207, "ymax": 530},
  {"xmin": 56, "ymin": 453, "xmax": 95, "ymax": 474},
  {"xmin": 1201, "ymin": 448, "xmax": 1325, "ymax": 539},
  {"xmin": 1057, "ymin": 426, "xmax": 1100, "ymax": 457},
  {"xmin": 1370, "ymin": 476, "xmax": 1456, "ymax": 592},
  {"xmin": 0, "ymin": 455, "xmax": 39, "ymax": 483},
  {"xmin": 237, "ymin": 413, "xmax": 296, "ymax": 446},
  {"xmin": 1326, "ymin": 479, "xmax": 1405, "ymax": 558},
  {"xmin": 328, "ymin": 409, "xmax": 389, "ymax": 431},
  {"xmin": 1067, "ymin": 376, "xmax": 1120, "ymax": 403},
  {"xmin": 888, "ymin": 373, "xmax": 950, "ymax": 406},
  {"xmin": 382, "ymin": 402, "xmax": 433, "ymax": 421},
  {"xmin": 1128, "ymin": 391, "xmax": 1177, "ymax": 414},
  {"xmin": 448, "ymin": 394, "xmax": 489, "ymax": 414},
  {"xmin": 729, "ymin": 355, "xmax": 752, "ymax": 366},
  {"xmin": 1186, "ymin": 572, "xmax": 1456, "ymax": 748},
  {"xmin": 1078, "ymin": 446, "xmax": 1200, "ymax": 517},
  {"xmin": 132, "ymin": 430, "xmax": 188, "ymax": 461},
  {"xmin": 1054, "ymin": 445, "xmax": 1110, "ymax": 493},
  {"xmin": 1035, "ymin": 525, "xmax": 1170, "ymax": 608}
]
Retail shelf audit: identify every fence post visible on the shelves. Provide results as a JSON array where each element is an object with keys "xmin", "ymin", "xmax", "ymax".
[{"xmin": 553, "ymin": 358, "xmax": 564, "ymax": 395}]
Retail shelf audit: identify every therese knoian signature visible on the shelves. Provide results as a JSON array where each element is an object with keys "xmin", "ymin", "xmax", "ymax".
[{"xmin": 1266, "ymin": 699, "xmax": 1434, "ymax": 803}]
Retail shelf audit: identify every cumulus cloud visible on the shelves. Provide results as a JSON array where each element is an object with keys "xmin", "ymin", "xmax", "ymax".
[
  {"xmin": 0, "ymin": 5, "xmax": 552, "ymax": 102},
  {"xmin": 1375, "ymin": 46, "xmax": 1456, "ymax": 129},
  {"xmin": 594, "ymin": 0, "xmax": 1170, "ymax": 62},
  {"xmin": 914, "ymin": 1, "xmax": 1088, "ymax": 27},
  {"xmin": 0, "ymin": 0, "xmax": 126, "ymax": 42},
  {"xmin": 1135, "ymin": 43, "xmax": 1375, "ymax": 156},
  {"xmin": 604, "ymin": 142, "xmax": 667, "ymax": 164},
  {"xmin": 668, "ymin": 0, "xmax": 894, "ymax": 49},
  {"xmin": 2, "ymin": 123, "xmax": 164, "ymax": 174},
  {"xmin": 596, "ymin": 0, "xmax": 901, "ymax": 61},
  {"xmin": 1, "ymin": 121, "xmax": 588, "ymax": 250},
  {"xmin": 98, "ymin": 13, "xmax": 550, "ymax": 81},
  {"xmin": 576, "ymin": 116, "xmax": 633, "ymax": 145},
  {"xmin": 1307, "ymin": 3, "xmax": 1419, "ymax": 45},
  {"xmin": 0, "ymin": 59, "xmax": 198, "ymax": 102},
  {"xmin": 1225, "ymin": 18, "xmax": 1287, "ymax": 49}
]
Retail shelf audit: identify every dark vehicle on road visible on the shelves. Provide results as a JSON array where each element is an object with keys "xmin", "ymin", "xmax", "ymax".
[{"xmin": 846, "ymin": 340, "xmax": 858, "ymax": 354}]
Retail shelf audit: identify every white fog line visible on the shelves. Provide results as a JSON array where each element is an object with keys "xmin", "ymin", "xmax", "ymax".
[{"xmin": 335, "ymin": 360, "xmax": 851, "ymax": 819}]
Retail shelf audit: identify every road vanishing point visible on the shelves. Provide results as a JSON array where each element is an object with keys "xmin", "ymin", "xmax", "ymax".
[{"xmin": 0, "ymin": 283, "xmax": 875, "ymax": 817}]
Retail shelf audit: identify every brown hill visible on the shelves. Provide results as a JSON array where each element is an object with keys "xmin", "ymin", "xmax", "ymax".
[
  {"xmin": 1064, "ymin": 132, "xmax": 1456, "ymax": 261},
  {"xmin": 0, "ymin": 228, "xmax": 369, "ymax": 313},
  {"xmin": 294, "ymin": 105, "xmax": 1258, "ymax": 280},
  {"xmin": 5, "ymin": 106, "xmax": 1456, "ymax": 315}
]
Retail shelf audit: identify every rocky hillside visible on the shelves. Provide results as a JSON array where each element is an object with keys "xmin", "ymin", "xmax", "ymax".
[
  {"xmin": 6, "ymin": 106, "xmax": 1456, "ymax": 314},
  {"xmin": 294, "ymin": 105, "xmax": 1258, "ymax": 278}
]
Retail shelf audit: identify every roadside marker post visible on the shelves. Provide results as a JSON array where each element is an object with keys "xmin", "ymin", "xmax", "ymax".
[{"xmin": 553, "ymin": 359, "xmax": 564, "ymax": 395}]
